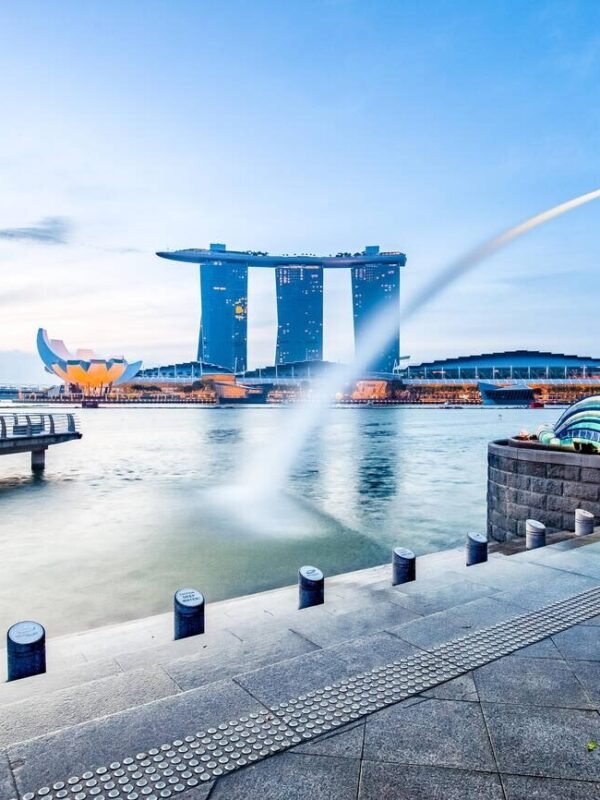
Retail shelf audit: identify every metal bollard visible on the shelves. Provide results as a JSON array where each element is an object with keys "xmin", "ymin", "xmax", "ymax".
[
  {"xmin": 466, "ymin": 532, "xmax": 488, "ymax": 566},
  {"xmin": 298, "ymin": 566, "xmax": 324, "ymax": 609},
  {"xmin": 392, "ymin": 547, "xmax": 416, "ymax": 585},
  {"xmin": 525, "ymin": 519, "xmax": 546, "ymax": 550},
  {"xmin": 7, "ymin": 621, "xmax": 46, "ymax": 681},
  {"xmin": 174, "ymin": 588, "xmax": 205, "ymax": 640},
  {"xmin": 575, "ymin": 508, "xmax": 595, "ymax": 536}
]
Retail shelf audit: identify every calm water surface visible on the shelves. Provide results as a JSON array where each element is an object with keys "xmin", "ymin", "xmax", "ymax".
[{"xmin": 0, "ymin": 405, "xmax": 548, "ymax": 635}]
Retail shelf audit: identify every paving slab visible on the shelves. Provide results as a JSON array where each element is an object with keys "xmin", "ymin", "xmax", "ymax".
[
  {"xmin": 568, "ymin": 660, "xmax": 600, "ymax": 706},
  {"xmin": 473, "ymin": 655, "xmax": 594, "ymax": 709},
  {"xmin": 287, "ymin": 601, "xmax": 421, "ymax": 648},
  {"xmin": 511, "ymin": 637, "xmax": 563, "ymax": 659},
  {"xmin": 482, "ymin": 702, "xmax": 600, "ymax": 780},
  {"xmin": 209, "ymin": 751, "xmax": 361, "ymax": 799},
  {"xmin": 502, "ymin": 773, "xmax": 600, "ymax": 799},
  {"xmin": 422, "ymin": 673, "xmax": 479, "ymax": 702},
  {"xmin": 388, "ymin": 596, "xmax": 525, "ymax": 650},
  {"xmin": 363, "ymin": 698, "xmax": 497, "ymax": 771},
  {"xmin": 8, "ymin": 678, "xmax": 263, "ymax": 793},
  {"xmin": 114, "ymin": 627, "xmax": 242, "ymax": 671},
  {"xmin": 519, "ymin": 548, "xmax": 600, "ymax": 579},
  {"xmin": 0, "ymin": 657, "xmax": 122, "ymax": 707},
  {"xmin": 552, "ymin": 624, "xmax": 600, "ymax": 661},
  {"xmin": 163, "ymin": 629, "xmax": 318, "ymax": 691},
  {"xmin": 389, "ymin": 579, "xmax": 498, "ymax": 615},
  {"xmin": 291, "ymin": 722, "xmax": 365, "ymax": 759},
  {"xmin": 453, "ymin": 560, "xmax": 567, "ymax": 591},
  {"xmin": 234, "ymin": 631, "xmax": 420, "ymax": 706},
  {"xmin": 358, "ymin": 761, "xmax": 504, "ymax": 799},
  {"xmin": 0, "ymin": 751, "xmax": 17, "ymax": 800},
  {"xmin": 0, "ymin": 665, "xmax": 180, "ymax": 748},
  {"xmin": 494, "ymin": 572, "xmax": 599, "ymax": 611}
]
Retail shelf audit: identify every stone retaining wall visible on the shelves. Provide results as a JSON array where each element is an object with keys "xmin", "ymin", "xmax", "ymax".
[{"xmin": 488, "ymin": 439, "xmax": 600, "ymax": 542}]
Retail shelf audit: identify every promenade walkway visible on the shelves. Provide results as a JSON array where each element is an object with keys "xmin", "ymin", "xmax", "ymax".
[{"xmin": 2, "ymin": 533, "xmax": 600, "ymax": 799}]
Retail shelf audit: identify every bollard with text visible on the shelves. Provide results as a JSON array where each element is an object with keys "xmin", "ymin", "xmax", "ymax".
[
  {"xmin": 298, "ymin": 566, "xmax": 324, "ymax": 609},
  {"xmin": 174, "ymin": 588, "xmax": 205, "ymax": 640},
  {"xmin": 7, "ymin": 621, "xmax": 46, "ymax": 681}
]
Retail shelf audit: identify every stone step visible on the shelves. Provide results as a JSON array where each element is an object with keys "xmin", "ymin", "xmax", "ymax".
[
  {"xmin": 0, "ymin": 542, "xmax": 579, "ymax": 713},
  {"xmin": 4, "ymin": 538, "xmax": 600, "ymax": 799},
  {"xmin": 0, "ymin": 665, "xmax": 180, "ymax": 749}
]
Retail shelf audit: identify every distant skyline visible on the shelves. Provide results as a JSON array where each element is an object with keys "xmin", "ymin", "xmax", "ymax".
[{"xmin": 1, "ymin": 0, "xmax": 599, "ymax": 383}]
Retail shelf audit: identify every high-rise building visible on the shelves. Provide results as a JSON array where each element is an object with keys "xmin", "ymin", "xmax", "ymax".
[
  {"xmin": 156, "ymin": 244, "xmax": 406, "ymax": 372},
  {"xmin": 197, "ymin": 244, "xmax": 248, "ymax": 372},
  {"xmin": 351, "ymin": 246, "xmax": 401, "ymax": 372},
  {"xmin": 275, "ymin": 267, "xmax": 323, "ymax": 364}
]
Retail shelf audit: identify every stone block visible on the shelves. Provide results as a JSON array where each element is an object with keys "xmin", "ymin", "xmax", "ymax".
[
  {"xmin": 488, "ymin": 467, "xmax": 508, "ymax": 484},
  {"xmin": 516, "ymin": 489, "xmax": 546, "ymax": 509},
  {"xmin": 506, "ymin": 502, "xmax": 529, "ymax": 520},
  {"xmin": 547, "ymin": 464, "xmax": 581, "ymax": 481},
  {"xmin": 517, "ymin": 460, "xmax": 546, "ymax": 478},
  {"xmin": 581, "ymin": 467, "xmax": 600, "ymax": 484},
  {"xmin": 537, "ymin": 510, "xmax": 563, "ymax": 530},
  {"xmin": 529, "ymin": 477, "xmax": 562, "ymax": 495},
  {"xmin": 546, "ymin": 495, "xmax": 572, "ymax": 513},
  {"xmin": 495, "ymin": 455, "xmax": 518, "ymax": 473},
  {"xmin": 563, "ymin": 481, "xmax": 599, "ymax": 501}
]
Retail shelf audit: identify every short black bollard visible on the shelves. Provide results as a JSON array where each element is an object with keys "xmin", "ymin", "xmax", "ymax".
[
  {"xmin": 526, "ymin": 519, "xmax": 546, "ymax": 550},
  {"xmin": 298, "ymin": 566, "xmax": 324, "ymax": 609},
  {"xmin": 466, "ymin": 532, "xmax": 488, "ymax": 566},
  {"xmin": 392, "ymin": 547, "xmax": 416, "ymax": 585},
  {"xmin": 174, "ymin": 588, "xmax": 205, "ymax": 640},
  {"xmin": 7, "ymin": 621, "xmax": 46, "ymax": 681}
]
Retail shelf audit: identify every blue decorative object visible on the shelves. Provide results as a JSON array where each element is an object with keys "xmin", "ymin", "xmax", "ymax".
[{"xmin": 538, "ymin": 396, "xmax": 600, "ymax": 453}]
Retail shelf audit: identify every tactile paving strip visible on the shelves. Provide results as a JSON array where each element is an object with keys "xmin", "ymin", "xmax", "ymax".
[{"xmin": 14, "ymin": 583, "xmax": 600, "ymax": 800}]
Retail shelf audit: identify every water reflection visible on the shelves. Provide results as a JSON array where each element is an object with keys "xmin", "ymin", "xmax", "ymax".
[{"xmin": 0, "ymin": 405, "xmax": 543, "ymax": 636}]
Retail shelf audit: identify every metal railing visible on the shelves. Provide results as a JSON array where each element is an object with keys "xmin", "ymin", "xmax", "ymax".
[{"xmin": 0, "ymin": 413, "xmax": 80, "ymax": 440}]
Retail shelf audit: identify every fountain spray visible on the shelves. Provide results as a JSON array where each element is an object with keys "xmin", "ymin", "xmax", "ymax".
[{"xmin": 240, "ymin": 188, "xmax": 600, "ymax": 498}]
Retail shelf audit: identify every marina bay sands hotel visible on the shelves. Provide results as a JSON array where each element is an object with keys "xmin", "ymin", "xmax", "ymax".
[{"xmin": 156, "ymin": 244, "xmax": 406, "ymax": 373}]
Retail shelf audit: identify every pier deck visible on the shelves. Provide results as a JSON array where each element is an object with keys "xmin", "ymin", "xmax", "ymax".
[
  {"xmin": 0, "ymin": 413, "xmax": 81, "ymax": 471},
  {"xmin": 2, "ymin": 532, "xmax": 600, "ymax": 799}
]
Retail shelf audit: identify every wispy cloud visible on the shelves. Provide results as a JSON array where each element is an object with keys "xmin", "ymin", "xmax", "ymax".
[{"xmin": 0, "ymin": 216, "xmax": 73, "ymax": 245}]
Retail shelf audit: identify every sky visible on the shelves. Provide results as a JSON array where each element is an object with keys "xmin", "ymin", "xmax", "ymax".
[{"xmin": 1, "ymin": 0, "xmax": 599, "ymax": 383}]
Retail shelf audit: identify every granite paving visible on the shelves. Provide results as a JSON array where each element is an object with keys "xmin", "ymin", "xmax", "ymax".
[
  {"xmin": 208, "ymin": 752, "xmax": 361, "ymax": 799},
  {"xmin": 472, "ymin": 654, "xmax": 594, "ymax": 709},
  {"xmin": 6, "ymin": 537, "xmax": 600, "ymax": 799},
  {"xmin": 358, "ymin": 762, "xmax": 505, "ymax": 799},
  {"xmin": 363, "ymin": 697, "xmax": 497, "ymax": 771}
]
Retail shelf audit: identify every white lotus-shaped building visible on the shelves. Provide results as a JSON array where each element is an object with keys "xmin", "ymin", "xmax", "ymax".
[{"xmin": 37, "ymin": 328, "xmax": 142, "ymax": 389}]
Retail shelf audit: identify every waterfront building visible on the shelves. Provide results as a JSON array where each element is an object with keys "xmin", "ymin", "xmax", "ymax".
[
  {"xmin": 351, "ymin": 245, "xmax": 401, "ymax": 372},
  {"xmin": 275, "ymin": 267, "xmax": 323, "ymax": 364},
  {"xmin": 36, "ymin": 328, "xmax": 142, "ymax": 392},
  {"xmin": 197, "ymin": 244, "xmax": 248, "ymax": 372},
  {"xmin": 404, "ymin": 351, "xmax": 600, "ymax": 381},
  {"xmin": 156, "ymin": 244, "xmax": 406, "ymax": 372}
]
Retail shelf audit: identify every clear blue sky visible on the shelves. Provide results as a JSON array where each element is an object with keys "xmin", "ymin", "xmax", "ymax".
[{"xmin": 1, "ymin": 0, "xmax": 599, "ymax": 382}]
